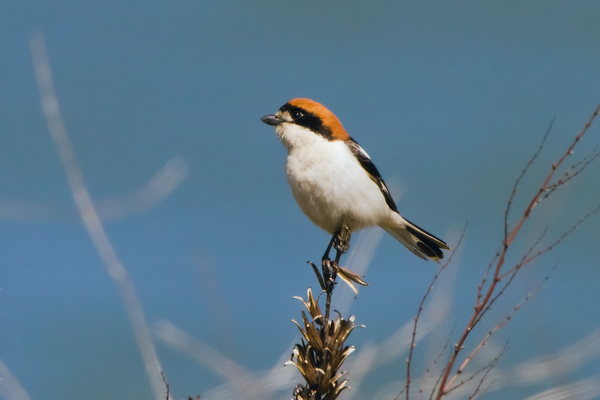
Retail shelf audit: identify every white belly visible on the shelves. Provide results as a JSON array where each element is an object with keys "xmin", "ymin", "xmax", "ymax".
[{"xmin": 285, "ymin": 140, "xmax": 391, "ymax": 234}]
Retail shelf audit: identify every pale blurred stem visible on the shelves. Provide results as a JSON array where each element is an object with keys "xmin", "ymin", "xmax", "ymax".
[
  {"xmin": 435, "ymin": 103, "xmax": 600, "ymax": 399},
  {"xmin": 30, "ymin": 34, "xmax": 168, "ymax": 400}
]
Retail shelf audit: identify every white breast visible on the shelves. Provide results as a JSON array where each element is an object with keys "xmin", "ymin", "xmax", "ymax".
[{"xmin": 279, "ymin": 124, "xmax": 391, "ymax": 234}]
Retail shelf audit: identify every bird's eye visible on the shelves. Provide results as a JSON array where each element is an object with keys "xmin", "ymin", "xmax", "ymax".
[{"xmin": 291, "ymin": 111, "xmax": 303, "ymax": 120}]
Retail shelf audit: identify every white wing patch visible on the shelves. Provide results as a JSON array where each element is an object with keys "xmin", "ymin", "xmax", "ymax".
[{"xmin": 345, "ymin": 139, "xmax": 399, "ymax": 213}]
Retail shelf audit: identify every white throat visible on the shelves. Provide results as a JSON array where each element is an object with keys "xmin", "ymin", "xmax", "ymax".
[{"xmin": 276, "ymin": 123, "xmax": 330, "ymax": 152}]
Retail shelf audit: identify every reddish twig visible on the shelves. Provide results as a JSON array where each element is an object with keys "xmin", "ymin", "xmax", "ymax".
[
  {"xmin": 446, "ymin": 266, "xmax": 554, "ymax": 391},
  {"xmin": 429, "ymin": 350, "xmax": 454, "ymax": 400},
  {"xmin": 445, "ymin": 340, "xmax": 509, "ymax": 396},
  {"xmin": 401, "ymin": 225, "xmax": 467, "ymax": 400},
  {"xmin": 473, "ymin": 228, "xmax": 548, "ymax": 328},
  {"xmin": 435, "ymin": 104, "xmax": 600, "ymax": 399},
  {"xmin": 498, "ymin": 203, "xmax": 600, "ymax": 281},
  {"xmin": 542, "ymin": 146, "xmax": 600, "ymax": 200},
  {"xmin": 504, "ymin": 119, "xmax": 553, "ymax": 243},
  {"xmin": 476, "ymin": 251, "xmax": 500, "ymax": 308},
  {"xmin": 416, "ymin": 330, "xmax": 454, "ymax": 400},
  {"xmin": 468, "ymin": 373, "xmax": 498, "ymax": 400}
]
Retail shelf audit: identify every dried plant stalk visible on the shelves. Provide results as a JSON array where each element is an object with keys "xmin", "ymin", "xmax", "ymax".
[{"xmin": 289, "ymin": 229, "xmax": 367, "ymax": 400}]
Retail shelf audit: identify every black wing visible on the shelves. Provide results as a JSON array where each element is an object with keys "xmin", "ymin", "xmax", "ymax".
[{"xmin": 346, "ymin": 139, "xmax": 399, "ymax": 213}]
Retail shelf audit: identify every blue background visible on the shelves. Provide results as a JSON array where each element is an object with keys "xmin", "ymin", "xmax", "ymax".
[{"xmin": 1, "ymin": 1, "xmax": 599, "ymax": 399}]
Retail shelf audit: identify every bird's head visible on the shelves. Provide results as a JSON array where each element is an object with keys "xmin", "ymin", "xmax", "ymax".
[{"xmin": 261, "ymin": 98, "xmax": 350, "ymax": 149}]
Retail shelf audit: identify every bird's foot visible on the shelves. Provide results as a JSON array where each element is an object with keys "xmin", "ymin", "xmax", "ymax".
[
  {"xmin": 321, "ymin": 257, "xmax": 338, "ymax": 293},
  {"xmin": 333, "ymin": 226, "xmax": 351, "ymax": 254}
]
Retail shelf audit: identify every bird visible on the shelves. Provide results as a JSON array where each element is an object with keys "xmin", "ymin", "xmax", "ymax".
[{"xmin": 261, "ymin": 98, "xmax": 449, "ymax": 261}]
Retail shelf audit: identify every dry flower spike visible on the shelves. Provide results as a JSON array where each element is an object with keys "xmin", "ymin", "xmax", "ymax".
[
  {"xmin": 289, "ymin": 288, "xmax": 361, "ymax": 400},
  {"xmin": 289, "ymin": 227, "xmax": 367, "ymax": 399}
]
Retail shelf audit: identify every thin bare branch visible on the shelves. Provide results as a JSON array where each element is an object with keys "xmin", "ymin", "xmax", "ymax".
[
  {"xmin": 429, "ymin": 350, "xmax": 454, "ymax": 400},
  {"xmin": 416, "ymin": 330, "xmax": 454, "ymax": 400},
  {"xmin": 446, "ymin": 266, "xmax": 555, "ymax": 390},
  {"xmin": 469, "ymin": 377, "xmax": 497, "ymax": 400},
  {"xmin": 498, "ymin": 203, "xmax": 600, "ymax": 281},
  {"xmin": 542, "ymin": 146, "xmax": 600, "ymax": 200},
  {"xmin": 402, "ymin": 225, "xmax": 467, "ymax": 400},
  {"xmin": 436, "ymin": 103, "xmax": 600, "ymax": 399},
  {"xmin": 477, "ymin": 250, "xmax": 501, "ymax": 308},
  {"xmin": 508, "ymin": 104, "xmax": 599, "ymax": 246},
  {"xmin": 522, "ymin": 227, "xmax": 549, "ymax": 263},
  {"xmin": 474, "ymin": 228, "xmax": 550, "ymax": 324},
  {"xmin": 445, "ymin": 340, "xmax": 508, "ymax": 396},
  {"xmin": 504, "ymin": 118, "xmax": 554, "ymax": 242}
]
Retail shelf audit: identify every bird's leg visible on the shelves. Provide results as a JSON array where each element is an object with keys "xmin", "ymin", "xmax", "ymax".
[
  {"xmin": 322, "ymin": 234, "xmax": 337, "ymax": 263},
  {"xmin": 321, "ymin": 226, "xmax": 352, "ymax": 290},
  {"xmin": 308, "ymin": 233, "xmax": 342, "ymax": 293},
  {"xmin": 321, "ymin": 233, "xmax": 338, "ymax": 293},
  {"xmin": 319, "ymin": 225, "xmax": 352, "ymax": 361},
  {"xmin": 321, "ymin": 233, "xmax": 339, "ymax": 358},
  {"xmin": 334, "ymin": 226, "xmax": 351, "ymax": 265},
  {"xmin": 322, "ymin": 226, "xmax": 351, "ymax": 265}
]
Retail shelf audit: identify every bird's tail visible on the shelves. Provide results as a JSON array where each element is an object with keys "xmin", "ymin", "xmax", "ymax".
[{"xmin": 383, "ymin": 217, "xmax": 450, "ymax": 261}]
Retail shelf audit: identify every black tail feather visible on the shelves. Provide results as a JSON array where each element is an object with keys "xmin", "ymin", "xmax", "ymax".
[
  {"xmin": 404, "ymin": 219, "xmax": 450, "ymax": 260},
  {"xmin": 405, "ymin": 225, "xmax": 444, "ymax": 259}
]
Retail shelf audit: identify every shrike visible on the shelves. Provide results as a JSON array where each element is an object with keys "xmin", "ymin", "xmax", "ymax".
[{"xmin": 261, "ymin": 98, "xmax": 449, "ymax": 261}]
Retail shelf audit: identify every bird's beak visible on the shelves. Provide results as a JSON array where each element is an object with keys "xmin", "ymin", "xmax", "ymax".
[{"xmin": 261, "ymin": 114, "xmax": 284, "ymax": 126}]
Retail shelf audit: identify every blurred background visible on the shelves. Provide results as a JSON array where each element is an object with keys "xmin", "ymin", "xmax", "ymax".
[{"xmin": 1, "ymin": 1, "xmax": 599, "ymax": 399}]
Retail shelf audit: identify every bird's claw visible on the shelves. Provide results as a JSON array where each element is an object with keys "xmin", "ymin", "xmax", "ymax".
[
  {"xmin": 333, "ymin": 227, "xmax": 351, "ymax": 253},
  {"xmin": 321, "ymin": 257, "xmax": 338, "ymax": 292}
]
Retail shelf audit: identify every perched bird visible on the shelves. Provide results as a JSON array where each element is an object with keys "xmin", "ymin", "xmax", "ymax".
[{"xmin": 261, "ymin": 98, "xmax": 449, "ymax": 261}]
